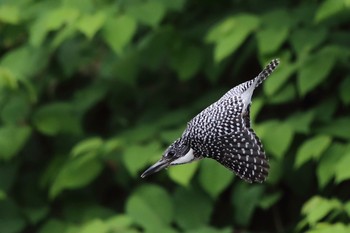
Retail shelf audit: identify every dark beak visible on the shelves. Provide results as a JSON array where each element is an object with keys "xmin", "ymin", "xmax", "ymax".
[{"xmin": 141, "ymin": 158, "xmax": 171, "ymax": 178}]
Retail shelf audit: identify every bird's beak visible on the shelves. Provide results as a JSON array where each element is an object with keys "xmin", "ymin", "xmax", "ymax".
[{"xmin": 141, "ymin": 158, "xmax": 170, "ymax": 178}]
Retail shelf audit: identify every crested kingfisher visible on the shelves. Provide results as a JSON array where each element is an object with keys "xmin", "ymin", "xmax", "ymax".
[{"xmin": 141, "ymin": 59, "xmax": 280, "ymax": 183}]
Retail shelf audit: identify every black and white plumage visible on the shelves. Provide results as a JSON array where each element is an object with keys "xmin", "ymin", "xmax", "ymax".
[{"xmin": 141, "ymin": 59, "xmax": 280, "ymax": 183}]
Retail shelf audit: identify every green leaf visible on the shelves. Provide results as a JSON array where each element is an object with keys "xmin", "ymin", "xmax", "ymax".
[
  {"xmin": 126, "ymin": 184, "xmax": 173, "ymax": 231},
  {"xmin": 77, "ymin": 11, "xmax": 107, "ymax": 39},
  {"xmin": 297, "ymin": 47, "xmax": 337, "ymax": 96},
  {"xmin": 268, "ymin": 83, "xmax": 297, "ymax": 104},
  {"xmin": 263, "ymin": 61, "xmax": 296, "ymax": 96},
  {"xmin": 0, "ymin": 94, "xmax": 30, "ymax": 124},
  {"xmin": 302, "ymin": 196, "xmax": 341, "ymax": 225},
  {"xmin": 168, "ymin": 162, "xmax": 198, "ymax": 187},
  {"xmin": 50, "ymin": 155, "xmax": 103, "ymax": 198},
  {"xmin": 286, "ymin": 111, "xmax": 314, "ymax": 134},
  {"xmin": 102, "ymin": 15, "xmax": 137, "ymax": 55},
  {"xmin": 78, "ymin": 219, "xmax": 108, "ymax": 233},
  {"xmin": 335, "ymin": 150, "xmax": 350, "ymax": 183},
  {"xmin": 290, "ymin": 28, "xmax": 327, "ymax": 56},
  {"xmin": 173, "ymin": 187, "xmax": 213, "ymax": 230},
  {"xmin": 0, "ymin": 5, "xmax": 20, "ymax": 24},
  {"xmin": 317, "ymin": 117, "xmax": 350, "ymax": 140},
  {"xmin": 170, "ymin": 45, "xmax": 202, "ymax": 81},
  {"xmin": 339, "ymin": 76, "xmax": 350, "ymax": 104},
  {"xmin": 344, "ymin": 201, "xmax": 350, "ymax": 218},
  {"xmin": 231, "ymin": 183, "xmax": 264, "ymax": 226},
  {"xmin": 0, "ymin": 200, "xmax": 26, "ymax": 233},
  {"xmin": 198, "ymin": 159, "xmax": 233, "ymax": 198},
  {"xmin": 123, "ymin": 142, "xmax": 162, "ymax": 177},
  {"xmin": 315, "ymin": 0, "xmax": 350, "ymax": 22},
  {"xmin": 38, "ymin": 219, "xmax": 68, "ymax": 233},
  {"xmin": 23, "ymin": 206, "xmax": 49, "ymax": 225},
  {"xmin": 0, "ymin": 125, "xmax": 31, "ymax": 160},
  {"xmin": 105, "ymin": 215, "xmax": 133, "ymax": 231},
  {"xmin": 256, "ymin": 120, "xmax": 294, "ymax": 159},
  {"xmin": 0, "ymin": 45, "xmax": 49, "ymax": 79},
  {"xmin": 295, "ymin": 135, "xmax": 332, "ymax": 168},
  {"xmin": 206, "ymin": 14, "xmax": 260, "ymax": 63},
  {"xmin": 257, "ymin": 26, "xmax": 289, "ymax": 54},
  {"xmin": 71, "ymin": 137, "xmax": 104, "ymax": 158},
  {"xmin": 258, "ymin": 191, "xmax": 282, "ymax": 209},
  {"xmin": 127, "ymin": 1, "xmax": 166, "ymax": 27},
  {"xmin": 317, "ymin": 143, "xmax": 345, "ymax": 188},
  {"xmin": 32, "ymin": 102, "xmax": 82, "ymax": 136},
  {"xmin": 306, "ymin": 223, "xmax": 349, "ymax": 233},
  {"xmin": 29, "ymin": 7, "xmax": 79, "ymax": 47},
  {"xmin": 187, "ymin": 226, "xmax": 232, "ymax": 233}
]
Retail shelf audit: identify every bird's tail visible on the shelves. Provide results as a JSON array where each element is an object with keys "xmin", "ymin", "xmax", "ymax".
[{"xmin": 254, "ymin": 58, "xmax": 280, "ymax": 88}]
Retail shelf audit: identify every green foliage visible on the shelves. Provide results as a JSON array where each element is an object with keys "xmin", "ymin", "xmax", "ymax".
[{"xmin": 1, "ymin": 0, "xmax": 350, "ymax": 232}]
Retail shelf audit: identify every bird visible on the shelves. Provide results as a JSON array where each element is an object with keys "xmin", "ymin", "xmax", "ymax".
[{"xmin": 141, "ymin": 59, "xmax": 280, "ymax": 183}]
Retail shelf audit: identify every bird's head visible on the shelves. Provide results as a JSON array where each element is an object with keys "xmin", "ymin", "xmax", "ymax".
[{"xmin": 141, "ymin": 138, "xmax": 194, "ymax": 178}]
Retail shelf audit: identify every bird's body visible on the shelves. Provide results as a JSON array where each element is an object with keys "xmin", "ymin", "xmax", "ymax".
[{"xmin": 141, "ymin": 59, "xmax": 280, "ymax": 183}]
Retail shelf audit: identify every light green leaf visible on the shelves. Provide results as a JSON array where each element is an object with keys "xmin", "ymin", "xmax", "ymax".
[
  {"xmin": 127, "ymin": 1, "xmax": 166, "ymax": 27},
  {"xmin": 78, "ymin": 219, "xmax": 108, "ymax": 233},
  {"xmin": 126, "ymin": 185, "xmax": 173, "ymax": 231},
  {"xmin": 295, "ymin": 135, "xmax": 331, "ymax": 168},
  {"xmin": 317, "ymin": 143, "xmax": 345, "ymax": 188},
  {"xmin": 32, "ymin": 102, "xmax": 82, "ymax": 136},
  {"xmin": 206, "ymin": 14, "xmax": 260, "ymax": 63},
  {"xmin": 315, "ymin": 0, "xmax": 350, "ymax": 22},
  {"xmin": 306, "ymin": 223, "xmax": 349, "ymax": 233},
  {"xmin": 71, "ymin": 137, "xmax": 104, "ymax": 158},
  {"xmin": 29, "ymin": 7, "xmax": 79, "ymax": 47},
  {"xmin": 0, "ymin": 125, "xmax": 31, "ymax": 160},
  {"xmin": 198, "ymin": 159, "xmax": 233, "ymax": 198},
  {"xmin": 256, "ymin": 120, "xmax": 294, "ymax": 159},
  {"xmin": 0, "ymin": 67, "xmax": 18, "ymax": 89},
  {"xmin": 168, "ymin": 162, "xmax": 198, "ymax": 187},
  {"xmin": 297, "ymin": 47, "xmax": 337, "ymax": 96},
  {"xmin": 102, "ymin": 15, "xmax": 137, "ymax": 55},
  {"xmin": 77, "ymin": 11, "xmax": 107, "ymax": 39},
  {"xmin": 173, "ymin": 187, "xmax": 213, "ymax": 230},
  {"xmin": 344, "ymin": 201, "xmax": 350, "ymax": 218},
  {"xmin": 339, "ymin": 76, "xmax": 350, "ymax": 104},
  {"xmin": 257, "ymin": 27, "xmax": 289, "ymax": 54},
  {"xmin": 0, "ymin": 45, "xmax": 49, "ymax": 79},
  {"xmin": 302, "ymin": 196, "xmax": 341, "ymax": 225},
  {"xmin": 0, "ymin": 5, "xmax": 20, "ymax": 24},
  {"xmin": 231, "ymin": 183, "xmax": 264, "ymax": 226},
  {"xmin": 105, "ymin": 215, "xmax": 133, "ymax": 230},
  {"xmin": 50, "ymin": 155, "xmax": 103, "ymax": 198},
  {"xmin": 335, "ymin": 150, "xmax": 350, "ymax": 183},
  {"xmin": 123, "ymin": 142, "xmax": 162, "ymax": 177}
]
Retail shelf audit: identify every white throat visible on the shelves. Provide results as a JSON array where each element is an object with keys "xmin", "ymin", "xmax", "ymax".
[{"xmin": 170, "ymin": 148, "xmax": 196, "ymax": 165}]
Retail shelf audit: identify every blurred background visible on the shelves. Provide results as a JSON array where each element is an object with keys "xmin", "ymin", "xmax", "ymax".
[{"xmin": 1, "ymin": 0, "xmax": 350, "ymax": 232}]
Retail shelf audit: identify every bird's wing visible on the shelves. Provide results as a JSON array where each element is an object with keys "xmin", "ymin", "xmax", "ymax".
[{"xmin": 205, "ymin": 98, "xmax": 269, "ymax": 183}]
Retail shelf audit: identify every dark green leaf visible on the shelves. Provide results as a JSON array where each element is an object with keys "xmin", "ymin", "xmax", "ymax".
[
  {"xmin": 231, "ymin": 183, "xmax": 264, "ymax": 226},
  {"xmin": 339, "ymin": 76, "xmax": 350, "ymax": 104}
]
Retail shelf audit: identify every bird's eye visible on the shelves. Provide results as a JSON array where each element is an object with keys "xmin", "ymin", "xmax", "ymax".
[{"xmin": 167, "ymin": 151, "xmax": 175, "ymax": 157}]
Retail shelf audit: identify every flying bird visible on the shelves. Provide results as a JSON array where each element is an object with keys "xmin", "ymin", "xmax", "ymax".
[{"xmin": 141, "ymin": 59, "xmax": 280, "ymax": 183}]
